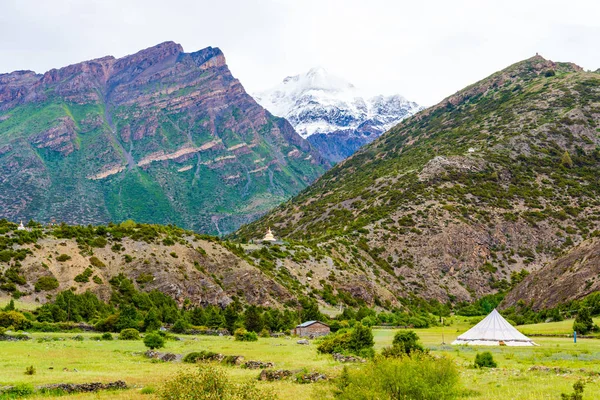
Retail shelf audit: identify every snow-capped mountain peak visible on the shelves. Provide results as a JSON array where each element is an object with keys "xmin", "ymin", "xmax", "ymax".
[
  {"xmin": 253, "ymin": 68, "xmax": 422, "ymax": 163},
  {"xmin": 254, "ymin": 67, "xmax": 421, "ymax": 139}
]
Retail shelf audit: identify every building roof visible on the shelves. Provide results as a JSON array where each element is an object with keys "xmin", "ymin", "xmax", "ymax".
[
  {"xmin": 452, "ymin": 309, "xmax": 537, "ymax": 346},
  {"xmin": 296, "ymin": 320, "xmax": 329, "ymax": 328}
]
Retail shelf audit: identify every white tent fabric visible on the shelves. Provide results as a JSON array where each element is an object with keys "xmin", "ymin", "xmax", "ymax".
[{"xmin": 452, "ymin": 309, "xmax": 537, "ymax": 346}]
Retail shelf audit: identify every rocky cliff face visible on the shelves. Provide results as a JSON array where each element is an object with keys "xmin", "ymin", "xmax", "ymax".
[
  {"xmin": 0, "ymin": 42, "xmax": 327, "ymax": 234},
  {"xmin": 237, "ymin": 56, "xmax": 600, "ymax": 304},
  {"xmin": 503, "ymin": 238, "xmax": 600, "ymax": 310},
  {"xmin": 254, "ymin": 67, "xmax": 422, "ymax": 163}
]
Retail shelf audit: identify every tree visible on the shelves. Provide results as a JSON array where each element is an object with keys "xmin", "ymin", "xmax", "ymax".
[
  {"xmin": 144, "ymin": 308, "xmax": 162, "ymax": 332},
  {"xmin": 144, "ymin": 332, "xmax": 165, "ymax": 350},
  {"xmin": 561, "ymin": 150, "xmax": 574, "ymax": 168},
  {"xmin": 349, "ymin": 323, "xmax": 374, "ymax": 355},
  {"xmin": 244, "ymin": 306, "xmax": 264, "ymax": 333},
  {"xmin": 223, "ymin": 305, "xmax": 239, "ymax": 333},
  {"xmin": 172, "ymin": 319, "xmax": 189, "ymax": 334},
  {"xmin": 189, "ymin": 307, "xmax": 206, "ymax": 327},
  {"xmin": 573, "ymin": 307, "xmax": 595, "ymax": 335},
  {"xmin": 4, "ymin": 299, "xmax": 15, "ymax": 311},
  {"xmin": 115, "ymin": 304, "xmax": 139, "ymax": 331},
  {"xmin": 383, "ymin": 330, "xmax": 425, "ymax": 357}
]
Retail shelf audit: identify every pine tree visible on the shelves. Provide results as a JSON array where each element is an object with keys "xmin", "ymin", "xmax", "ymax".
[
  {"xmin": 143, "ymin": 308, "xmax": 161, "ymax": 332},
  {"xmin": 244, "ymin": 305, "xmax": 264, "ymax": 333},
  {"xmin": 223, "ymin": 305, "xmax": 239, "ymax": 333},
  {"xmin": 561, "ymin": 150, "xmax": 574, "ymax": 168},
  {"xmin": 349, "ymin": 323, "xmax": 374, "ymax": 353},
  {"xmin": 4, "ymin": 299, "xmax": 15, "ymax": 311}
]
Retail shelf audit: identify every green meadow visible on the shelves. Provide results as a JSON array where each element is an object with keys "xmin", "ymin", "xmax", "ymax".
[{"xmin": 2, "ymin": 317, "xmax": 600, "ymax": 399}]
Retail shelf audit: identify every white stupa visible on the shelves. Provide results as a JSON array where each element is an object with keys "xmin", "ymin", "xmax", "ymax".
[
  {"xmin": 263, "ymin": 227, "xmax": 276, "ymax": 242},
  {"xmin": 452, "ymin": 309, "xmax": 537, "ymax": 347},
  {"xmin": 17, "ymin": 221, "xmax": 26, "ymax": 231}
]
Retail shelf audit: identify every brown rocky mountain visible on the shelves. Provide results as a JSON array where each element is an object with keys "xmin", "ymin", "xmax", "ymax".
[
  {"xmin": 503, "ymin": 238, "xmax": 600, "ymax": 310},
  {"xmin": 0, "ymin": 42, "xmax": 327, "ymax": 235},
  {"xmin": 235, "ymin": 55, "xmax": 600, "ymax": 305},
  {"xmin": 0, "ymin": 221, "xmax": 401, "ymax": 309}
]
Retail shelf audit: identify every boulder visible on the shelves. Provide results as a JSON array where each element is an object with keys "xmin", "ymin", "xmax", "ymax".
[{"xmin": 297, "ymin": 339, "xmax": 309, "ymax": 345}]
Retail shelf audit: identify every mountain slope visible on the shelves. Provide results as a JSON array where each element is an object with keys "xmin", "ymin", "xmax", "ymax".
[
  {"xmin": 236, "ymin": 55, "xmax": 600, "ymax": 303},
  {"xmin": 254, "ymin": 67, "xmax": 421, "ymax": 163},
  {"xmin": 0, "ymin": 42, "xmax": 327, "ymax": 235},
  {"xmin": 0, "ymin": 220, "xmax": 402, "ymax": 309},
  {"xmin": 503, "ymin": 238, "xmax": 600, "ymax": 310}
]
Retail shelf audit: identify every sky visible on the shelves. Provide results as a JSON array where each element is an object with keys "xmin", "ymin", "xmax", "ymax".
[{"xmin": 1, "ymin": 0, "xmax": 599, "ymax": 106}]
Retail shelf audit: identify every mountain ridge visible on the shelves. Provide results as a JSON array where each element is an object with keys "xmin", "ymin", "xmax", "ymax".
[
  {"xmin": 236, "ymin": 55, "xmax": 600, "ymax": 303},
  {"xmin": 0, "ymin": 42, "xmax": 327, "ymax": 235}
]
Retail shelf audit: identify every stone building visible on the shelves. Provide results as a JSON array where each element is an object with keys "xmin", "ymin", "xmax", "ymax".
[{"xmin": 294, "ymin": 320, "xmax": 330, "ymax": 338}]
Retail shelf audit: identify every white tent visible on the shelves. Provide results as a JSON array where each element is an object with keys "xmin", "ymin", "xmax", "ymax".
[{"xmin": 452, "ymin": 309, "xmax": 537, "ymax": 346}]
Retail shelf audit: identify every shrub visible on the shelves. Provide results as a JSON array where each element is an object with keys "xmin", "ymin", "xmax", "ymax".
[
  {"xmin": 93, "ymin": 275, "xmax": 103, "ymax": 284},
  {"xmin": 183, "ymin": 351, "xmax": 219, "ymax": 363},
  {"xmin": 0, "ymin": 311, "xmax": 32, "ymax": 330},
  {"xmin": 573, "ymin": 307, "xmax": 595, "ymax": 335},
  {"xmin": 35, "ymin": 276, "xmax": 59, "ymax": 292},
  {"xmin": 348, "ymin": 323, "xmax": 374, "ymax": 355},
  {"xmin": 89, "ymin": 256, "xmax": 106, "ymax": 268},
  {"xmin": 101, "ymin": 332, "xmax": 113, "ymax": 341},
  {"xmin": 158, "ymin": 365, "xmax": 276, "ymax": 400},
  {"xmin": 144, "ymin": 332, "xmax": 166, "ymax": 350},
  {"xmin": 74, "ymin": 268, "xmax": 93, "ymax": 283},
  {"xmin": 474, "ymin": 351, "xmax": 497, "ymax": 368},
  {"xmin": 4, "ymin": 383, "xmax": 34, "ymax": 397},
  {"xmin": 141, "ymin": 386, "xmax": 156, "ymax": 395},
  {"xmin": 171, "ymin": 319, "xmax": 189, "ymax": 334},
  {"xmin": 25, "ymin": 365, "xmax": 36, "ymax": 375},
  {"xmin": 119, "ymin": 328, "xmax": 140, "ymax": 340},
  {"xmin": 234, "ymin": 328, "xmax": 258, "ymax": 342},
  {"xmin": 317, "ymin": 331, "xmax": 352, "ymax": 354},
  {"xmin": 259, "ymin": 328, "xmax": 271, "ymax": 338},
  {"xmin": 56, "ymin": 254, "xmax": 71, "ymax": 262},
  {"xmin": 561, "ymin": 380, "xmax": 585, "ymax": 400},
  {"xmin": 335, "ymin": 356, "xmax": 459, "ymax": 400},
  {"xmin": 383, "ymin": 330, "xmax": 425, "ymax": 357}
]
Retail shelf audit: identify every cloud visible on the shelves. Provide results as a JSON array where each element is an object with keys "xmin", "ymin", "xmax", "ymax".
[{"xmin": 0, "ymin": 0, "xmax": 598, "ymax": 106}]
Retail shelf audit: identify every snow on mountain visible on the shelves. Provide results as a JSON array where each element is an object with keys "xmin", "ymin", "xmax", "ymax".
[{"xmin": 253, "ymin": 67, "xmax": 422, "ymax": 139}]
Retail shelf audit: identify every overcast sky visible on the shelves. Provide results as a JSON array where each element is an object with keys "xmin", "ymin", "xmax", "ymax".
[{"xmin": 1, "ymin": 0, "xmax": 599, "ymax": 105}]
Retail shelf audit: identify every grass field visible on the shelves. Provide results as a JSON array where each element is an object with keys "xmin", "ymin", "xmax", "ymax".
[{"xmin": 1, "ymin": 318, "xmax": 600, "ymax": 399}]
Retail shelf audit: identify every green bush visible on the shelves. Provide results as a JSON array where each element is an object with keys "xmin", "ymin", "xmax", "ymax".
[
  {"xmin": 56, "ymin": 254, "xmax": 71, "ymax": 262},
  {"xmin": 0, "ymin": 311, "xmax": 32, "ymax": 330},
  {"xmin": 474, "ymin": 351, "xmax": 497, "ymax": 368},
  {"xmin": 573, "ymin": 307, "xmax": 596, "ymax": 335},
  {"xmin": 74, "ymin": 268, "xmax": 93, "ymax": 283},
  {"xmin": 24, "ymin": 365, "xmax": 36, "ymax": 375},
  {"xmin": 89, "ymin": 256, "xmax": 106, "ymax": 268},
  {"xmin": 101, "ymin": 332, "xmax": 113, "ymax": 341},
  {"xmin": 159, "ymin": 365, "xmax": 275, "ymax": 400},
  {"xmin": 561, "ymin": 380, "xmax": 585, "ymax": 400},
  {"xmin": 119, "ymin": 328, "xmax": 140, "ymax": 340},
  {"xmin": 144, "ymin": 331, "xmax": 166, "ymax": 350},
  {"xmin": 383, "ymin": 330, "xmax": 425, "ymax": 357},
  {"xmin": 34, "ymin": 276, "xmax": 59, "ymax": 292},
  {"xmin": 183, "ymin": 351, "xmax": 219, "ymax": 363},
  {"xmin": 335, "ymin": 355, "xmax": 459, "ymax": 400},
  {"xmin": 317, "ymin": 331, "xmax": 352, "ymax": 354},
  {"xmin": 234, "ymin": 328, "xmax": 258, "ymax": 342},
  {"xmin": 4, "ymin": 383, "xmax": 34, "ymax": 397},
  {"xmin": 171, "ymin": 319, "xmax": 189, "ymax": 334},
  {"xmin": 141, "ymin": 386, "xmax": 156, "ymax": 395}
]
